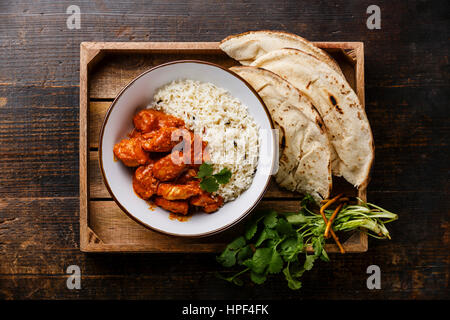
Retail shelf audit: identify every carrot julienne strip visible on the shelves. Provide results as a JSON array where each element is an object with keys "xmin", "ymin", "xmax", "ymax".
[{"xmin": 319, "ymin": 194, "xmax": 345, "ymax": 253}]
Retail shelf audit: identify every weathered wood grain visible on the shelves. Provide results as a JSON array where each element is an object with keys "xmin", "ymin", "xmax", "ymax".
[
  {"xmin": 0, "ymin": 0, "xmax": 448, "ymax": 300},
  {"xmin": 0, "ymin": 193, "xmax": 447, "ymax": 299},
  {"xmin": 89, "ymin": 101, "xmax": 109, "ymax": 148},
  {"xmin": 85, "ymin": 199, "xmax": 366, "ymax": 253},
  {"xmin": 87, "ymin": 46, "xmax": 357, "ymax": 99},
  {"xmin": 86, "ymin": 200, "xmax": 290, "ymax": 252},
  {"xmin": 0, "ymin": 1, "xmax": 448, "ymax": 89},
  {"xmin": 0, "ymin": 86, "xmax": 80, "ymax": 198}
]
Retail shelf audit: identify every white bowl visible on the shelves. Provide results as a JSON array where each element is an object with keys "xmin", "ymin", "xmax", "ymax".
[{"xmin": 99, "ymin": 60, "xmax": 276, "ymax": 237}]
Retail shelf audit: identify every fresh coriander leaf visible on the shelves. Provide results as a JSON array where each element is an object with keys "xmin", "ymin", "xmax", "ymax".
[
  {"xmin": 288, "ymin": 261, "xmax": 306, "ymax": 276},
  {"xmin": 320, "ymin": 249, "xmax": 330, "ymax": 262},
  {"xmin": 250, "ymin": 248, "xmax": 273, "ymax": 274},
  {"xmin": 200, "ymin": 176, "xmax": 219, "ymax": 192},
  {"xmin": 279, "ymin": 211, "xmax": 298, "ymax": 217},
  {"xmin": 286, "ymin": 214, "xmax": 308, "ymax": 225},
  {"xmin": 268, "ymin": 250, "xmax": 283, "ymax": 274},
  {"xmin": 216, "ymin": 196, "xmax": 398, "ymax": 290},
  {"xmin": 215, "ymin": 272, "xmax": 244, "ymax": 286},
  {"xmin": 303, "ymin": 255, "xmax": 315, "ymax": 271},
  {"xmin": 196, "ymin": 162, "xmax": 213, "ymax": 178},
  {"xmin": 244, "ymin": 213, "xmax": 266, "ymax": 240},
  {"xmin": 216, "ymin": 249, "xmax": 237, "ymax": 268},
  {"xmin": 292, "ymin": 267, "xmax": 306, "ymax": 278},
  {"xmin": 266, "ymin": 239, "xmax": 279, "ymax": 248},
  {"xmin": 263, "ymin": 211, "xmax": 278, "ymax": 228},
  {"xmin": 217, "ymin": 236, "xmax": 246, "ymax": 267},
  {"xmin": 280, "ymin": 238, "xmax": 297, "ymax": 262},
  {"xmin": 280, "ymin": 237, "xmax": 303, "ymax": 262},
  {"xmin": 276, "ymin": 217, "xmax": 294, "ymax": 236},
  {"xmin": 237, "ymin": 245, "xmax": 253, "ymax": 265},
  {"xmin": 242, "ymin": 258, "xmax": 253, "ymax": 269},
  {"xmin": 295, "ymin": 233, "xmax": 304, "ymax": 251},
  {"xmin": 245, "ymin": 222, "xmax": 258, "ymax": 241},
  {"xmin": 226, "ymin": 236, "xmax": 246, "ymax": 250},
  {"xmin": 250, "ymin": 271, "xmax": 267, "ymax": 284},
  {"xmin": 301, "ymin": 194, "xmax": 316, "ymax": 209},
  {"xmin": 283, "ymin": 266, "xmax": 302, "ymax": 290},
  {"xmin": 313, "ymin": 236, "xmax": 324, "ymax": 258},
  {"xmin": 255, "ymin": 227, "xmax": 279, "ymax": 247},
  {"xmin": 217, "ymin": 236, "xmax": 247, "ymax": 267},
  {"xmin": 214, "ymin": 272, "xmax": 232, "ymax": 282},
  {"xmin": 213, "ymin": 168, "xmax": 232, "ymax": 184},
  {"xmin": 313, "ymin": 224, "xmax": 326, "ymax": 236}
]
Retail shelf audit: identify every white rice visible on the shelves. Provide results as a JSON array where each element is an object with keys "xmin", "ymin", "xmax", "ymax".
[{"xmin": 148, "ymin": 79, "xmax": 259, "ymax": 202}]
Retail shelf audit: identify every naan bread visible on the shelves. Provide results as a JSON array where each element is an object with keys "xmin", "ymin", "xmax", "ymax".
[
  {"xmin": 231, "ymin": 66, "xmax": 332, "ymax": 200},
  {"xmin": 220, "ymin": 30, "xmax": 343, "ymax": 76},
  {"xmin": 251, "ymin": 48, "xmax": 374, "ymax": 187}
]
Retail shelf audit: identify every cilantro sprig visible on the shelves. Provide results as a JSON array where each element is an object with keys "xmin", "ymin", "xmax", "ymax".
[
  {"xmin": 196, "ymin": 163, "xmax": 232, "ymax": 193},
  {"xmin": 216, "ymin": 195, "xmax": 398, "ymax": 290}
]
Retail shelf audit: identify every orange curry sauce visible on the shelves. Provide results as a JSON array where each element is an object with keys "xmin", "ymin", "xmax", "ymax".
[{"xmin": 113, "ymin": 109, "xmax": 224, "ymax": 220}]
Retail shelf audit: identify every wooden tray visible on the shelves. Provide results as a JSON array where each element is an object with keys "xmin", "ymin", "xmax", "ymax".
[{"xmin": 79, "ymin": 41, "xmax": 367, "ymax": 253}]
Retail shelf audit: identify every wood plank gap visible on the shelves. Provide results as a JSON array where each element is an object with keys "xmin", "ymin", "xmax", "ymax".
[{"xmin": 90, "ymin": 98, "xmax": 114, "ymax": 102}]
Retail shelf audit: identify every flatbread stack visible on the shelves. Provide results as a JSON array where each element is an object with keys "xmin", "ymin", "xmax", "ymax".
[
  {"xmin": 221, "ymin": 30, "xmax": 343, "ymax": 76},
  {"xmin": 231, "ymin": 66, "xmax": 332, "ymax": 201},
  {"xmin": 221, "ymin": 31, "xmax": 374, "ymax": 198}
]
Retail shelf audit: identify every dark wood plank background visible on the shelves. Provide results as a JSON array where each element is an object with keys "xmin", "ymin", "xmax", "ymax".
[{"xmin": 0, "ymin": 0, "xmax": 448, "ymax": 300}]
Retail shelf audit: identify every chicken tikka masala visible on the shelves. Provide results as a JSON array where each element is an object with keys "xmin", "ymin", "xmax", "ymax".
[{"xmin": 113, "ymin": 109, "xmax": 224, "ymax": 217}]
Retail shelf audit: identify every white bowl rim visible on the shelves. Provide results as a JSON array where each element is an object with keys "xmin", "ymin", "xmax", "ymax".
[{"xmin": 98, "ymin": 59, "xmax": 276, "ymax": 238}]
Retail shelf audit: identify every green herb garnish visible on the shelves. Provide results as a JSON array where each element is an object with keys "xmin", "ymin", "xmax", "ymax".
[
  {"xmin": 199, "ymin": 176, "xmax": 219, "ymax": 193},
  {"xmin": 196, "ymin": 162, "xmax": 232, "ymax": 193},
  {"xmin": 213, "ymin": 168, "xmax": 232, "ymax": 184},
  {"xmin": 216, "ymin": 195, "xmax": 398, "ymax": 290}
]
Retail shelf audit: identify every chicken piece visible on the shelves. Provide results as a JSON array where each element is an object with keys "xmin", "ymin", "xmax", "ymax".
[
  {"xmin": 133, "ymin": 109, "xmax": 185, "ymax": 133},
  {"xmin": 157, "ymin": 112, "xmax": 185, "ymax": 129},
  {"xmin": 152, "ymin": 151, "xmax": 187, "ymax": 181},
  {"xmin": 113, "ymin": 137, "xmax": 150, "ymax": 167},
  {"xmin": 128, "ymin": 128, "xmax": 142, "ymax": 139},
  {"xmin": 190, "ymin": 192, "xmax": 224, "ymax": 213},
  {"xmin": 132, "ymin": 164, "xmax": 159, "ymax": 199},
  {"xmin": 141, "ymin": 127, "xmax": 186, "ymax": 152},
  {"xmin": 176, "ymin": 168, "xmax": 198, "ymax": 184},
  {"xmin": 154, "ymin": 197, "xmax": 189, "ymax": 215},
  {"xmin": 157, "ymin": 183, "xmax": 202, "ymax": 200},
  {"xmin": 189, "ymin": 133, "xmax": 210, "ymax": 166},
  {"xmin": 177, "ymin": 132, "xmax": 209, "ymax": 166}
]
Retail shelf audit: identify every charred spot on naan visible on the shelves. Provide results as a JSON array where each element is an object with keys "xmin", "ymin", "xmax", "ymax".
[
  {"xmin": 329, "ymin": 94, "xmax": 344, "ymax": 115},
  {"xmin": 329, "ymin": 94, "xmax": 337, "ymax": 106},
  {"xmin": 335, "ymin": 105, "xmax": 344, "ymax": 115},
  {"xmin": 357, "ymin": 111, "xmax": 362, "ymax": 120},
  {"xmin": 306, "ymin": 80, "xmax": 312, "ymax": 89},
  {"xmin": 315, "ymin": 117, "xmax": 325, "ymax": 134}
]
